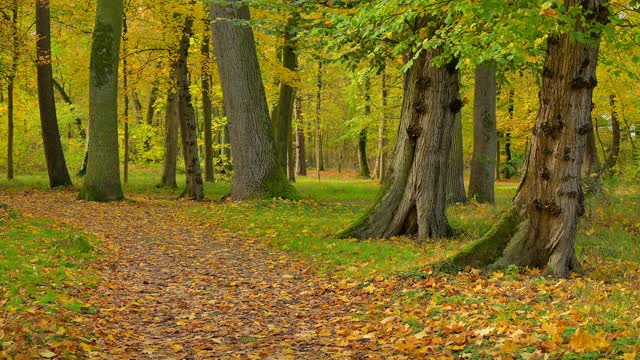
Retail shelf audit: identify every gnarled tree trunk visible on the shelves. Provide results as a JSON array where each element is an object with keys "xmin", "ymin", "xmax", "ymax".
[
  {"xmin": 36, "ymin": 0, "xmax": 72, "ymax": 187},
  {"xmin": 340, "ymin": 49, "xmax": 460, "ymax": 240},
  {"xmin": 468, "ymin": 63, "xmax": 497, "ymax": 203},
  {"xmin": 210, "ymin": 2, "xmax": 298, "ymax": 200},
  {"xmin": 444, "ymin": 0, "xmax": 607, "ymax": 277}
]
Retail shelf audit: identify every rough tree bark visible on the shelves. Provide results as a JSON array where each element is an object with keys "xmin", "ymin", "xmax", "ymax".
[
  {"xmin": 340, "ymin": 48, "xmax": 460, "ymax": 240},
  {"xmin": 210, "ymin": 2, "xmax": 298, "ymax": 200},
  {"xmin": 468, "ymin": 63, "xmax": 497, "ymax": 203},
  {"xmin": 160, "ymin": 83, "xmax": 179, "ymax": 188},
  {"xmin": 201, "ymin": 21, "xmax": 215, "ymax": 183},
  {"xmin": 79, "ymin": 0, "xmax": 124, "ymax": 201},
  {"xmin": 295, "ymin": 97, "xmax": 307, "ymax": 176},
  {"xmin": 358, "ymin": 73, "xmax": 371, "ymax": 178},
  {"xmin": 447, "ymin": 111, "xmax": 467, "ymax": 204},
  {"xmin": 36, "ymin": 0, "xmax": 72, "ymax": 187},
  {"xmin": 271, "ymin": 16, "xmax": 298, "ymax": 178},
  {"xmin": 176, "ymin": 13, "xmax": 204, "ymax": 200},
  {"xmin": 444, "ymin": 0, "xmax": 608, "ymax": 277}
]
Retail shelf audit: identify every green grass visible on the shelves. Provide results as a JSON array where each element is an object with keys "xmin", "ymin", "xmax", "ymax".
[{"xmin": 0, "ymin": 210, "xmax": 100, "ymax": 313}]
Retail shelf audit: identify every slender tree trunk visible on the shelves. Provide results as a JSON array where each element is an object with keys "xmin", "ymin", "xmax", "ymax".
[
  {"xmin": 7, "ymin": 0, "xmax": 18, "ymax": 180},
  {"xmin": 358, "ymin": 73, "xmax": 371, "ymax": 178},
  {"xmin": 447, "ymin": 111, "xmax": 467, "ymax": 204},
  {"xmin": 271, "ymin": 17, "xmax": 298, "ymax": 177},
  {"xmin": 605, "ymin": 94, "xmax": 620, "ymax": 173},
  {"xmin": 79, "ymin": 0, "xmax": 124, "ymax": 201},
  {"xmin": 583, "ymin": 116, "xmax": 600, "ymax": 175},
  {"xmin": 161, "ymin": 84, "xmax": 179, "ymax": 188},
  {"xmin": 288, "ymin": 127, "xmax": 296, "ymax": 182},
  {"xmin": 210, "ymin": 2, "xmax": 298, "ymax": 200},
  {"xmin": 314, "ymin": 62, "xmax": 323, "ymax": 180},
  {"xmin": 340, "ymin": 49, "xmax": 460, "ymax": 240},
  {"xmin": 444, "ymin": 0, "xmax": 607, "ymax": 277},
  {"xmin": 469, "ymin": 63, "xmax": 497, "ymax": 203},
  {"xmin": 201, "ymin": 21, "xmax": 214, "ymax": 183},
  {"xmin": 295, "ymin": 97, "xmax": 307, "ymax": 176},
  {"xmin": 36, "ymin": 0, "xmax": 73, "ymax": 187},
  {"xmin": 177, "ymin": 13, "xmax": 204, "ymax": 200},
  {"xmin": 146, "ymin": 85, "xmax": 159, "ymax": 125},
  {"xmin": 319, "ymin": 132, "xmax": 325, "ymax": 171},
  {"xmin": 503, "ymin": 88, "xmax": 514, "ymax": 179},
  {"xmin": 377, "ymin": 70, "xmax": 389, "ymax": 183}
]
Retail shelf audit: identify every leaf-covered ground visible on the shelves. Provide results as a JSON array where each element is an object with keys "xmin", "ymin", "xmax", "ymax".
[{"xmin": 0, "ymin": 179, "xmax": 638, "ymax": 359}]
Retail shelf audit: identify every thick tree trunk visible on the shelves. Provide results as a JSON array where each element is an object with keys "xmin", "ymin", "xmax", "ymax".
[
  {"xmin": 447, "ymin": 111, "xmax": 467, "ymax": 204},
  {"xmin": 6, "ymin": 0, "xmax": 18, "ymax": 180},
  {"xmin": 271, "ymin": 17, "xmax": 298, "ymax": 177},
  {"xmin": 340, "ymin": 49, "xmax": 460, "ymax": 240},
  {"xmin": 177, "ymin": 14, "xmax": 204, "ymax": 200},
  {"xmin": 210, "ymin": 2, "xmax": 298, "ymax": 200},
  {"xmin": 294, "ymin": 97, "xmax": 307, "ymax": 176},
  {"xmin": 36, "ymin": 0, "xmax": 72, "ymax": 187},
  {"xmin": 358, "ymin": 73, "xmax": 371, "ymax": 178},
  {"xmin": 160, "ymin": 85, "xmax": 179, "ymax": 188},
  {"xmin": 605, "ymin": 94, "xmax": 620, "ymax": 173},
  {"xmin": 79, "ymin": 0, "xmax": 124, "ymax": 201},
  {"xmin": 201, "ymin": 24, "xmax": 214, "ymax": 183},
  {"xmin": 468, "ymin": 63, "xmax": 497, "ymax": 203},
  {"xmin": 122, "ymin": 12, "xmax": 130, "ymax": 184},
  {"xmin": 314, "ymin": 62, "xmax": 323, "ymax": 180},
  {"xmin": 444, "ymin": 0, "xmax": 607, "ymax": 277}
]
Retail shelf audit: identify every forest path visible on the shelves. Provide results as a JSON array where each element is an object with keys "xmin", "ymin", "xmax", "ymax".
[{"xmin": 1, "ymin": 191, "xmax": 372, "ymax": 359}]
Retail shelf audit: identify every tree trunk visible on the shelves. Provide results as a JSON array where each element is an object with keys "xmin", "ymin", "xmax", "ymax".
[
  {"xmin": 210, "ymin": 2, "xmax": 298, "ymax": 200},
  {"xmin": 7, "ymin": 0, "xmax": 18, "ymax": 180},
  {"xmin": 377, "ymin": 70, "xmax": 389, "ymax": 183},
  {"xmin": 295, "ymin": 96, "xmax": 307, "ymax": 176},
  {"xmin": 177, "ymin": 13, "xmax": 204, "ymax": 200},
  {"xmin": 146, "ymin": 85, "xmax": 158, "ymax": 125},
  {"xmin": 201, "ymin": 22, "xmax": 214, "ymax": 183},
  {"xmin": 583, "ymin": 116, "xmax": 600, "ymax": 175},
  {"xmin": 36, "ymin": 0, "xmax": 73, "ymax": 187},
  {"xmin": 160, "ymin": 84, "xmax": 179, "ymax": 188},
  {"xmin": 503, "ymin": 88, "xmax": 514, "ymax": 179},
  {"xmin": 271, "ymin": 17, "xmax": 298, "ymax": 177},
  {"xmin": 314, "ymin": 62, "xmax": 323, "ymax": 180},
  {"xmin": 605, "ymin": 94, "xmax": 620, "ymax": 173},
  {"xmin": 444, "ymin": 0, "xmax": 607, "ymax": 277},
  {"xmin": 288, "ymin": 127, "xmax": 296, "ymax": 182},
  {"xmin": 468, "ymin": 63, "xmax": 497, "ymax": 203},
  {"xmin": 447, "ymin": 111, "xmax": 467, "ymax": 204},
  {"xmin": 122, "ymin": 11, "xmax": 130, "ymax": 184},
  {"xmin": 79, "ymin": 0, "xmax": 124, "ymax": 201},
  {"xmin": 340, "ymin": 49, "xmax": 460, "ymax": 240},
  {"xmin": 358, "ymin": 73, "xmax": 371, "ymax": 178}
]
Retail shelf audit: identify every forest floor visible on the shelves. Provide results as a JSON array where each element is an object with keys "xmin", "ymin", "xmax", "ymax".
[{"xmin": 0, "ymin": 173, "xmax": 639, "ymax": 359}]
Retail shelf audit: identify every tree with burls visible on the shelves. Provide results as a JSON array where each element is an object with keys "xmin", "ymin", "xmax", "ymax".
[
  {"xmin": 210, "ymin": 1, "xmax": 298, "ymax": 200},
  {"xmin": 444, "ymin": 0, "xmax": 610, "ymax": 277},
  {"xmin": 79, "ymin": 0, "xmax": 124, "ymax": 201}
]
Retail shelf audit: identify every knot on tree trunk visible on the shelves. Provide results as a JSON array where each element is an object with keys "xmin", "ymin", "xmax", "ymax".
[
  {"xmin": 406, "ymin": 124, "xmax": 422, "ymax": 140},
  {"xmin": 571, "ymin": 76, "xmax": 597, "ymax": 90},
  {"xmin": 577, "ymin": 123, "xmax": 591, "ymax": 135},
  {"xmin": 450, "ymin": 98, "xmax": 463, "ymax": 114}
]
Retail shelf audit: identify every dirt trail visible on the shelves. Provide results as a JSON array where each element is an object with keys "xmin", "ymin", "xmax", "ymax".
[{"xmin": 1, "ymin": 191, "xmax": 368, "ymax": 359}]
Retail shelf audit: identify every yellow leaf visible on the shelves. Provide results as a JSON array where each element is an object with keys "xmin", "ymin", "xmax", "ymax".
[
  {"xmin": 39, "ymin": 350, "xmax": 57, "ymax": 358},
  {"xmin": 55, "ymin": 327, "xmax": 66, "ymax": 335},
  {"xmin": 568, "ymin": 328, "xmax": 609, "ymax": 353},
  {"xmin": 80, "ymin": 343, "xmax": 92, "ymax": 353},
  {"xmin": 172, "ymin": 344, "xmax": 184, "ymax": 351}
]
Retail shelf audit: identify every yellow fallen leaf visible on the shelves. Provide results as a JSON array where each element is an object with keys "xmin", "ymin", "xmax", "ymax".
[
  {"xmin": 39, "ymin": 350, "xmax": 57, "ymax": 358},
  {"xmin": 172, "ymin": 344, "xmax": 184, "ymax": 351},
  {"xmin": 55, "ymin": 327, "xmax": 66, "ymax": 335}
]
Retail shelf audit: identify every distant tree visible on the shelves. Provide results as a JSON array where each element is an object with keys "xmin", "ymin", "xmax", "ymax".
[
  {"xmin": 79, "ymin": 0, "xmax": 124, "ymax": 201},
  {"xmin": 468, "ymin": 63, "xmax": 498, "ymax": 204},
  {"xmin": 210, "ymin": 1, "xmax": 298, "ymax": 200}
]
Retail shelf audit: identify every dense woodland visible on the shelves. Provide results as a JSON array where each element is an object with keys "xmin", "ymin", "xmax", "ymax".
[{"xmin": 0, "ymin": 0, "xmax": 639, "ymax": 358}]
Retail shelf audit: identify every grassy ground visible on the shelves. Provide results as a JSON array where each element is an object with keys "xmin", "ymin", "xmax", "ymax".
[
  {"xmin": 1, "ymin": 168, "xmax": 639, "ymax": 357},
  {"xmin": 0, "ymin": 207, "xmax": 102, "ymax": 357}
]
